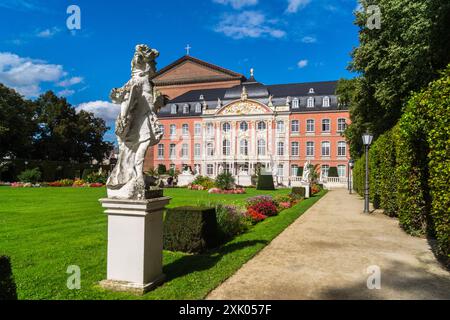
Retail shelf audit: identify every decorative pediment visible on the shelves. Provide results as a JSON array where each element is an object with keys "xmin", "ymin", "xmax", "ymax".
[{"xmin": 216, "ymin": 100, "xmax": 272, "ymax": 116}]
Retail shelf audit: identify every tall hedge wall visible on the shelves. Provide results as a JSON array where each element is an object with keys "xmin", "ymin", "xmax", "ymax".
[{"xmin": 352, "ymin": 65, "xmax": 450, "ymax": 265}]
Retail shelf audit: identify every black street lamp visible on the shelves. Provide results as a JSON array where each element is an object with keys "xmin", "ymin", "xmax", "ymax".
[
  {"xmin": 362, "ymin": 132, "xmax": 374, "ymax": 213},
  {"xmin": 348, "ymin": 159, "xmax": 354, "ymax": 194}
]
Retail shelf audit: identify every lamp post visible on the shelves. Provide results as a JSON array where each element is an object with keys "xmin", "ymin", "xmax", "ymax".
[
  {"xmin": 362, "ymin": 132, "xmax": 374, "ymax": 213},
  {"xmin": 348, "ymin": 159, "xmax": 354, "ymax": 194}
]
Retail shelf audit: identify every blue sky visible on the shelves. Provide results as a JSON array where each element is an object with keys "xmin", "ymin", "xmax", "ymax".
[{"xmin": 0, "ymin": 0, "xmax": 359, "ymax": 140}]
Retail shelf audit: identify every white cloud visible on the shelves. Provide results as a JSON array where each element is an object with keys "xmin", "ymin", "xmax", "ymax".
[
  {"xmin": 57, "ymin": 89, "xmax": 75, "ymax": 97},
  {"xmin": 213, "ymin": 0, "xmax": 258, "ymax": 9},
  {"xmin": 76, "ymin": 101, "xmax": 120, "ymax": 124},
  {"xmin": 215, "ymin": 11, "xmax": 286, "ymax": 39},
  {"xmin": 36, "ymin": 27, "xmax": 60, "ymax": 38},
  {"xmin": 57, "ymin": 76, "xmax": 83, "ymax": 87},
  {"xmin": 286, "ymin": 0, "xmax": 311, "ymax": 13},
  {"xmin": 0, "ymin": 52, "xmax": 66, "ymax": 97},
  {"xmin": 297, "ymin": 59, "xmax": 308, "ymax": 68},
  {"xmin": 301, "ymin": 36, "xmax": 316, "ymax": 43}
]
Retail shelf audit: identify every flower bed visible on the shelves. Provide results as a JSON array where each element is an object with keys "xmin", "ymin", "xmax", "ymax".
[{"xmin": 208, "ymin": 188, "xmax": 246, "ymax": 194}]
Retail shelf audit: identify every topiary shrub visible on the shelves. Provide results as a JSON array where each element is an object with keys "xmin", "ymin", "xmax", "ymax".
[
  {"xmin": 157, "ymin": 164, "xmax": 167, "ymax": 175},
  {"xmin": 215, "ymin": 172, "xmax": 235, "ymax": 190},
  {"xmin": 256, "ymin": 173, "xmax": 275, "ymax": 190},
  {"xmin": 291, "ymin": 187, "xmax": 306, "ymax": 198},
  {"xmin": 215, "ymin": 204, "xmax": 250, "ymax": 242},
  {"xmin": 192, "ymin": 175, "xmax": 215, "ymax": 190},
  {"xmin": 0, "ymin": 255, "xmax": 17, "ymax": 300},
  {"xmin": 17, "ymin": 167, "xmax": 41, "ymax": 184},
  {"xmin": 163, "ymin": 206, "xmax": 218, "ymax": 253}
]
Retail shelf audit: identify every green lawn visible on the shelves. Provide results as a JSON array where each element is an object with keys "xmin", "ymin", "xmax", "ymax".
[{"xmin": 0, "ymin": 186, "xmax": 326, "ymax": 300}]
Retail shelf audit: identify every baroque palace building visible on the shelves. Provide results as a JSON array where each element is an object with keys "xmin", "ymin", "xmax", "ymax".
[{"xmin": 145, "ymin": 55, "xmax": 350, "ymax": 185}]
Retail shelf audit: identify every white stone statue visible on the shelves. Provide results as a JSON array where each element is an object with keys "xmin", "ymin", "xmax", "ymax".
[
  {"xmin": 106, "ymin": 44, "xmax": 165, "ymax": 200},
  {"xmin": 302, "ymin": 160, "xmax": 311, "ymax": 183}
]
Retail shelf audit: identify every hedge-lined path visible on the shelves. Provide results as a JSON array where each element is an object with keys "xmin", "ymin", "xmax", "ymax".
[{"xmin": 207, "ymin": 189, "xmax": 450, "ymax": 300}]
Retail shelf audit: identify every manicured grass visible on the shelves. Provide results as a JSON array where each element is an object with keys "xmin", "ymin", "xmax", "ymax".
[{"xmin": 0, "ymin": 186, "xmax": 326, "ymax": 300}]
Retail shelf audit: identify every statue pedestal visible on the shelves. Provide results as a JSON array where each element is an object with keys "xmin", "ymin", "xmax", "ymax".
[
  {"xmin": 237, "ymin": 174, "xmax": 252, "ymax": 187},
  {"xmin": 301, "ymin": 182, "xmax": 311, "ymax": 199},
  {"xmin": 98, "ymin": 196, "xmax": 171, "ymax": 295},
  {"xmin": 177, "ymin": 173, "xmax": 195, "ymax": 187}
]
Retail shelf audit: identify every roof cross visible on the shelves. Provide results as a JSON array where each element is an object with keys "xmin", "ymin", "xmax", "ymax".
[{"xmin": 185, "ymin": 44, "xmax": 191, "ymax": 56}]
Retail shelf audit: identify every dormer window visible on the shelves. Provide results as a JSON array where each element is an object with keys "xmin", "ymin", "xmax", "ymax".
[
  {"xmin": 183, "ymin": 104, "xmax": 189, "ymax": 114},
  {"xmin": 195, "ymin": 103, "xmax": 202, "ymax": 113},
  {"xmin": 307, "ymin": 97, "xmax": 315, "ymax": 108},
  {"xmin": 292, "ymin": 98, "xmax": 299, "ymax": 109},
  {"xmin": 199, "ymin": 94, "xmax": 204, "ymax": 100},
  {"xmin": 323, "ymin": 96, "xmax": 330, "ymax": 107},
  {"xmin": 171, "ymin": 104, "xmax": 177, "ymax": 114},
  {"xmin": 309, "ymin": 88, "xmax": 315, "ymax": 94}
]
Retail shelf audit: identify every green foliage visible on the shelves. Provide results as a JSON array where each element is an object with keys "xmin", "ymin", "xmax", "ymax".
[
  {"xmin": 192, "ymin": 175, "xmax": 215, "ymax": 189},
  {"xmin": 328, "ymin": 167, "xmax": 338, "ymax": 178},
  {"xmin": 256, "ymin": 174, "xmax": 275, "ymax": 190},
  {"xmin": 341, "ymin": 0, "xmax": 450, "ymax": 157},
  {"xmin": 0, "ymin": 255, "xmax": 17, "ymax": 300},
  {"xmin": 291, "ymin": 187, "xmax": 306, "ymax": 198},
  {"xmin": 17, "ymin": 168, "xmax": 41, "ymax": 184},
  {"xmin": 163, "ymin": 206, "xmax": 218, "ymax": 253},
  {"xmin": 215, "ymin": 204, "xmax": 250, "ymax": 242},
  {"xmin": 85, "ymin": 172, "xmax": 107, "ymax": 184},
  {"xmin": 157, "ymin": 164, "xmax": 167, "ymax": 175},
  {"xmin": 215, "ymin": 172, "xmax": 235, "ymax": 190}
]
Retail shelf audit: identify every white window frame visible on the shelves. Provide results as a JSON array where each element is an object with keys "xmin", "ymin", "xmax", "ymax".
[
  {"xmin": 170, "ymin": 104, "xmax": 177, "ymax": 114},
  {"xmin": 292, "ymin": 98, "xmax": 299, "ymax": 109},
  {"xmin": 291, "ymin": 120, "xmax": 299, "ymax": 133},
  {"xmin": 257, "ymin": 139, "xmax": 266, "ymax": 156},
  {"xmin": 194, "ymin": 123, "xmax": 202, "ymax": 136},
  {"xmin": 257, "ymin": 121, "xmax": 266, "ymax": 131},
  {"xmin": 307, "ymin": 97, "xmax": 314, "ymax": 108},
  {"xmin": 169, "ymin": 144, "xmax": 176, "ymax": 158},
  {"xmin": 183, "ymin": 104, "xmax": 189, "ymax": 114},
  {"xmin": 194, "ymin": 143, "xmax": 201, "ymax": 157},
  {"xmin": 170, "ymin": 124, "xmax": 176, "ymax": 136},
  {"xmin": 306, "ymin": 119, "xmax": 315, "ymax": 133},
  {"xmin": 222, "ymin": 122, "xmax": 231, "ymax": 133},
  {"xmin": 157, "ymin": 144, "xmax": 164, "ymax": 158},
  {"xmin": 207, "ymin": 164, "xmax": 214, "ymax": 176},
  {"xmin": 207, "ymin": 143, "xmax": 214, "ymax": 156},
  {"xmin": 321, "ymin": 141, "xmax": 331, "ymax": 157},
  {"xmin": 181, "ymin": 143, "xmax": 189, "ymax": 158},
  {"xmin": 277, "ymin": 141, "xmax": 285, "ymax": 156},
  {"xmin": 206, "ymin": 123, "xmax": 214, "ymax": 136},
  {"xmin": 338, "ymin": 118, "xmax": 347, "ymax": 132},
  {"xmin": 276, "ymin": 121, "xmax": 285, "ymax": 133},
  {"xmin": 306, "ymin": 141, "xmax": 315, "ymax": 157},
  {"xmin": 338, "ymin": 165, "xmax": 346, "ymax": 178},
  {"xmin": 291, "ymin": 165, "xmax": 299, "ymax": 176},
  {"xmin": 195, "ymin": 103, "xmax": 202, "ymax": 113},
  {"xmin": 338, "ymin": 141, "xmax": 347, "ymax": 157},
  {"xmin": 322, "ymin": 119, "xmax": 331, "ymax": 132},
  {"xmin": 291, "ymin": 142, "xmax": 299, "ymax": 156},
  {"xmin": 182, "ymin": 124, "xmax": 189, "ymax": 136},
  {"xmin": 223, "ymin": 139, "xmax": 231, "ymax": 156},
  {"xmin": 323, "ymin": 96, "xmax": 330, "ymax": 107},
  {"xmin": 240, "ymin": 139, "xmax": 249, "ymax": 156},
  {"xmin": 240, "ymin": 121, "xmax": 248, "ymax": 132},
  {"xmin": 277, "ymin": 164, "xmax": 284, "ymax": 177}
]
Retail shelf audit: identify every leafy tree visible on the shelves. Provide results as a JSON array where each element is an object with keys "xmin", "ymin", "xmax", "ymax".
[{"xmin": 340, "ymin": 0, "xmax": 450, "ymax": 156}]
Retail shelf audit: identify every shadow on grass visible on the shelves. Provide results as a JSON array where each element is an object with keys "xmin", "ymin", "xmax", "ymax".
[{"xmin": 164, "ymin": 240, "xmax": 267, "ymax": 281}]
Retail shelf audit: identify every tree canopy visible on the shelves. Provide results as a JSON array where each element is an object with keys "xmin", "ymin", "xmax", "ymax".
[{"xmin": 0, "ymin": 85, "xmax": 113, "ymax": 163}]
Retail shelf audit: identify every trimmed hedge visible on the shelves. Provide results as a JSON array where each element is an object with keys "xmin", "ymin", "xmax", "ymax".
[
  {"xmin": 0, "ymin": 256, "xmax": 17, "ymax": 300},
  {"xmin": 163, "ymin": 206, "xmax": 218, "ymax": 253},
  {"xmin": 291, "ymin": 187, "xmax": 306, "ymax": 198},
  {"xmin": 352, "ymin": 65, "xmax": 450, "ymax": 265},
  {"xmin": 257, "ymin": 174, "xmax": 275, "ymax": 190}
]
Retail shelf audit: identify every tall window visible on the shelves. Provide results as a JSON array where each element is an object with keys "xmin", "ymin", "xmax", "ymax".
[
  {"xmin": 257, "ymin": 139, "xmax": 266, "ymax": 156},
  {"xmin": 194, "ymin": 123, "xmax": 201, "ymax": 136},
  {"xmin": 321, "ymin": 141, "xmax": 330, "ymax": 156},
  {"xmin": 277, "ymin": 141, "xmax": 285, "ymax": 156},
  {"xmin": 322, "ymin": 119, "xmax": 330, "ymax": 132},
  {"xmin": 321, "ymin": 165, "xmax": 330, "ymax": 178},
  {"xmin": 170, "ymin": 124, "xmax": 176, "ymax": 136},
  {"xmin": 240, "ymin": 121, "xmax": 248, "ymax": 132},
  {"xmin": 169, "ymin": 144, "xmax": 176, "ymax": 158},
  {"xmin": 306, "ymin": 141, "xmax": 314, "ymax": 157},
  {"xmin": 338, "ymin": 141, "xmax": 347, "ymax": 156},
  {"xmin": 159, "ymin": 124, "xmax": 164, "ymax": 136},
  {"xmin": 292, "ymin": 98, "xmax": 299, "ymax": 109},
  {"xmin": 222, "ymin": 122, "xmax": 231, "ymax": 133},
  {"xmin": 291, "ymin": 165, "xmax": 299, "ymax": 176},
  {"xmin": 195, "ymin": 103, "xmax": 202, "ymax": 113},
  {"xmin": 277, "ymin": 164, "xmax": 284, "ymax": 177},
  {"xmin": 306, "ymin": 119, "xmax": 315, "ymax": 132},
  {"xmin": 240, "ymin": 139, "xmax": 249, "ymax": 156},
  {"xmin": 338, "ymin": 165, "xmax": 346, "ymax": 177},
  {"xmin": 223, "ymin": 139, "xmax": 231, "ymax": 156},
  {"xmin": 194, "ymin": 143, "xmax": 201, "ymax": 157},
  {"xmin": 257, "ymin": 121, "xmax": 266, "ymax": 131},
  {"xmin": 207, "ymin": 123, "xmax": 214, "ymax": 135},
  {"xmin": 207, "ymin": 164, "xmax": 214, "ymax": 176},
  {"xmin": 276, "ymin": 121, "xmax": 285, "ymax": 133},
  {"xmin": 182, "ymin": 124, "xmax": 189, "ymax": 135},
  {"xmin": 157, "ymin": 144, "xmax": 164, "ymax": 158},
  {"xmin": 323, "ymin": 96, "xmax": 330, "ymax": 107},
  {"xmin": 170, "ymin": 104, "xmax": 177, "ymax": 114},
  {"xmin": 207, "ymin": 143, "xmax": 214, "ymax": 156},
  {"xmin": 291, "ymin": 120, "xmax": 299, "ymax": 133},
  {"xmin": 338, "ymin": 118, "xmax": 347, "ymax": 132},
  {"xmin": 291, "ymin": 142, "xmax": 299, "ymax": 156},
  {"xmin": 307, "ymin": 97, "xmax": 314, "ymax": 108},
  {"xmin": 181, "ymin": 143, "xmax": 189, "ymax": 158},
  {"xmin": 183, "ymin": 104, "xmax": 189, "ymax": 114}
]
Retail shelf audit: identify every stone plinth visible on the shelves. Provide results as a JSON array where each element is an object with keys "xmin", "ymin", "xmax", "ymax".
[
  {"xmin": 98, "ymin": 196, "xmax": 171, "ymax": 295},
  {"xmin": 177, "ymin": 173, "xmax": 195, "ymax": 187},
  {"xmin": 237, "ymin": 175, "xmax": 252, "ymax": 187},
  {"xmin": 301, "ymin": 182, "xmax": 311, "ymax": 199}
]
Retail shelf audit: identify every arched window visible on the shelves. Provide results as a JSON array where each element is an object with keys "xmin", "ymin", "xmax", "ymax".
[
  {"xmin": 207, "ymin": 143, "xmax": 214, "ymax": 156},
  {"xmin": 195, "ymin": 103, "xmax": 202, "ymax": 113},
  {"xmin": 276, "ymin": 120, "xmax": 285, "ymax": 133},
  {"xmin": 222, "ymin": 122, "xmax": 231, "ymax": 133},
  {"xmin": 323, "ymin": 96, "xmax": 330, "ymax": 107},
  {"xmin": 292, "ymin": 98, "xmax": 299, "ymax": 109},
  {"xmin": 240, "ymin": 121, "xmax": 248, "ymax": 132},
  {"xmin": 171, "ymin": 104, "xmax": 177, "ymax": 114},
  {"xmin": 307, "ymin": 97, "xmax": 315, "ymax": 108},
  {"xmin": 223, "ymin": 139, "xmax": 231, "ymax": 156},
  {"xmin": 183, "ymin": 104, "xmax": 189, "ymax": 114},
  {"xmin": 257, "ymin": 121, "xmax": 266, "ymax": 131},
  {"xmin": 240, "ymin": 139, "xmax": 249, "ymax": 156},
  {"xmin": 257, "ymin": 139, "xmax": 266, "ymax": 156}
]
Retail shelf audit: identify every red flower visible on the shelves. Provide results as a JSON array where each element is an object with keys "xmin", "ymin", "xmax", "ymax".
[
  {"xmin": 248, "ymin": 200, "xmax": 278, "ymax": 217},
  {"xmin": 247, "ymin": 208, "xmax": 267, "ymax": 223}
]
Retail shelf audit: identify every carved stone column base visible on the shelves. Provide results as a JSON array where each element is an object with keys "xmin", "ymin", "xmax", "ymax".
[{"xmin": 98, "ymin": 196, "xmax": 171, "ymax": 295}]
